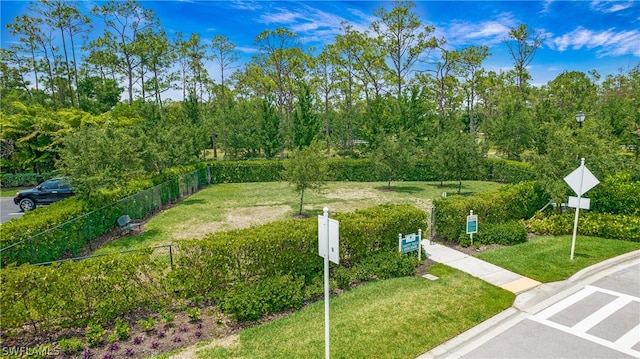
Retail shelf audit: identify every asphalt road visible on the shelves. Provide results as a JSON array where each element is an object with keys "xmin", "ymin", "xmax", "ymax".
[
  {"xmin": 463, "ymin": 261, "xmax": 640, "ymax": 358},
  {"xmin": 421, "ymin": 253, "xmax": 640, "ymax": 359},
  {"xmin": 1, "ymin": 197, "xmax": 23, "ymax": 224}
]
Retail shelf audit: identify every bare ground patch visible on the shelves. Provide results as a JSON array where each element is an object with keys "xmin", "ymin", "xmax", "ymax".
[{"xmin": 172, "ymin": 205, "xmax": 291, "ymax": 239}]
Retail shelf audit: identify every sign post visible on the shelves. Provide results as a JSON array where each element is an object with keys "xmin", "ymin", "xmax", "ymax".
[
  {"xmin": 563, "ymin": 158, "xmax": 599, "ymax": 260},
  {"xmin": 466, "ymin": 210, "xmax": 478, "ymax": 246},
  {"xmin": 318, "ymin": 207, "xmax": 339, "ymax": 359}
]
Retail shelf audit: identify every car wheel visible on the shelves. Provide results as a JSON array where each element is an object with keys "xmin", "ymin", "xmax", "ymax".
[{"xmin": 19, "ymin": 198, "xmax": 36, "ymax": 211}]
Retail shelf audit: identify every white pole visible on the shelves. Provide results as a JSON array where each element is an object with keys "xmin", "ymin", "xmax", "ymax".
[
  {"xmin": 398, "ymin": 233, "xmax": 402, "ymax": 253},
  {"xmin": 323, "ymin": 207, "xmax": 330, "ymax": 359},
  {"xmin": 470, "ymin": 210, "xmax": 474, "ymax": 247},
  {"xmin": 570, "ymin": 158, "xmax": 585, "ymax": 261},
  {"xmin": 418, "ymin": 229, "xmax": 422, "ymax": 261}
]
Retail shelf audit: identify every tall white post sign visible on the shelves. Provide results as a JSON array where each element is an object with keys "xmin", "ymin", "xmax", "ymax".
[
  {"xmin": 563, "ymin": 158, "xmax": 599, "ymax": 260},
  {"xmin": 318, "ymin": 207, "xmax": 339, "ymax": 359}
]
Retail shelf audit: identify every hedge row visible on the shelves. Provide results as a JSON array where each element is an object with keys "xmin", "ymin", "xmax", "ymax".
[
  {"xmin": 0, "ymin": 166, "xmax": 203, "ymax": 266},
  {"xmin": 433, "ymin": 181, "xmax": 549, "ymax": 241},
  {"xmin": 525, "ymin": 212, "xmax": 640, "ymax": 242},
  {"xmin": 1, "ymin": 158, "xmax": 529, "ymax": 266},
  {"xmin": 0, "ymin": 172, "xmax": 57, "ymax": 188},
  {"xmin": 0, "ymin": 204, "xmax": 427, "ymax": 335}
]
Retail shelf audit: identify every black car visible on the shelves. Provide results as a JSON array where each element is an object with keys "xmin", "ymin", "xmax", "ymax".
[{"xmin": 14, "ymin": 178, "xmax": 75, "ymax": 211}]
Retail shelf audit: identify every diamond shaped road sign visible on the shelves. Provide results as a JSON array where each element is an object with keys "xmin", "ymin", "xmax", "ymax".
[{"xmin": 564, "ymin": 163, "xmax": 599, "ymax": 196}]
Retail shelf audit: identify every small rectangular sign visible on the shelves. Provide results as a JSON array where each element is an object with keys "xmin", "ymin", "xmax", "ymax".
[
  {"xmin": 400, "ymin": 233, "xmax": 420, "ymax": 253},
  {"xmin": 466, "ymin": 215, "xmax": 478, "ymax": 234},
  {"xmin": 568, "ymin": 196, "xmax": 590, "ymax": 209},
  {"xmin": 318, "ymin": 215, "xmax": 340, "ymax": 264}
]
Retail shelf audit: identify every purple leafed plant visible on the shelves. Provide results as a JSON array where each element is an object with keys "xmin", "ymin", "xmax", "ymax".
[
  {"xmin": 102, "ymin": 355, "xmax": 113, "ymax": 359},
  {"xmin": 133, "ymin": 336, "xmax": 143, "ymax": 345},
  {"xmin": 125, "ymin": 347, "xmax": 134, "ymax": 357},
  {"xmin": 108, "ymin": 343, "xmax": 119, "ymax": 351},
  {"xmin": 83, "ymin": 349, "xmax": 93, "ymax": 359},
  {"xmin": 157, "ymin": 330, "xmax": 166, "ymax": 338},
  {"xmin": 195, "ymin": 330, "xmax": 202, "ymax": 338},
  {"xmin": 196, "ymin": 323, "xmax": 203, "ymax": 329},
  {"xmin": 173, "ymin": 336, "xmax": 182, "ymax": 343},
  {"xmin": 150, "ymin": 341, "xmax": 160, "ymax": 349},
  {"xmin": 179, "ymin": 324, "xmax": 189, "ymax": 333}
]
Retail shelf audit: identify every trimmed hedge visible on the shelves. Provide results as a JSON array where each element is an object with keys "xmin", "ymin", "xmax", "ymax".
[
  {"xmin": 0, "ymin": 204, "xmax": 427, "ymax": 335},
  {"xmin": 434, "ymin": 181, "xmax": 549, "ymax": 241},
  {"xmin": 1, "ymin": 157, "xmax": 528, "ymax": 266},
  {"xmin": 0, "ymin": 172, "xmax": 57, "ymax": 187},
  {"xmin": 525, "ymin": 212, "xmax": 640, "ymax": 242},
  {"xmin": 589, "ymin": 172, "xmax": 640, "ymax": 216},
  {"xmin": 459, "ymin": 221, "xmax": 528, "ymax": 247}
]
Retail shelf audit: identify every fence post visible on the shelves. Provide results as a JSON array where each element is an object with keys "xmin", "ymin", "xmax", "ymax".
[
  {"xmin": 87, "ymin": 215, "xmax": 93, "ymax": 250},
  {"xmin": 29, "ymin": 237, "xmax": 35, "ymax": 264},
  {"xmin": 169, "ymin": 244, "xmax": 173, "ymax": 269}
]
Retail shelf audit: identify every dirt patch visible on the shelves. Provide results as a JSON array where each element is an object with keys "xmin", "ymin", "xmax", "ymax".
[{"xmin": 172, "ymin": 205, "xmax": 291, "ymax": 239}]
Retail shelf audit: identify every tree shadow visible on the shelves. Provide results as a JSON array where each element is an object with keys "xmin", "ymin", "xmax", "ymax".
[
  {"xmin": 373, "ymin": 185, "xmax": 424, "ymax": 194},
  {"xmin": 180, "ymin": 198, "xmax": 206, "ymax": 206}
]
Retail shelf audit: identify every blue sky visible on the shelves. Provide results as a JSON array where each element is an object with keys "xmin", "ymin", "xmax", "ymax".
[{"xmin": 2, "ymin": 0, "xmax": 639, "ymax": 88}]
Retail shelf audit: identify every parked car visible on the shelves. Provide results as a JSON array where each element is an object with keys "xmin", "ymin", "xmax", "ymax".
[{"xmin": 14, "ymin": 177, "xmax": 74, "ymax": 211}]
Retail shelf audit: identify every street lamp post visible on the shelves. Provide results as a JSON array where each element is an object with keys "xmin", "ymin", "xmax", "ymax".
[{"xmin": 575, "ymin": 112, "xmax": 585, "ymax": 128}]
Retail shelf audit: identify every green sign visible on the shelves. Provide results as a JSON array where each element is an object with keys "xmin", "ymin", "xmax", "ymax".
[
  {"xmin": 466, "ymin": 215, "xmax": 478, "ymax": 234},
  {"xmin": 401, "ymin": 233, "xmax": 420, "ymax": 253}
]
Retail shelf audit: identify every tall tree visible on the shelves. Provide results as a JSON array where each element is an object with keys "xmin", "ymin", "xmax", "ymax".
[
  {"xmin": 456, "ymin": 46, "xmax": 490, "ymax": 133},
  {"xmin": 88, "ymin": 0, "xmax": 158, "ymax": 105},
  {"xmin": 429, "ymin": 130, "xmax": 485, "ymax": 193},
  {"xmin": 254, "ymin": 27, "xmax": 307, "ymax": 155},
  {"xmin": 292, "ymin": 81, "xmax": 319, "ymax": 149},
  {"xmin": 371, "ymin": 0, "xmax": 436, "ymax": 99},
  {"xmin": 505, "ymin": 24, "xmax": 543, "ymax": 95}
]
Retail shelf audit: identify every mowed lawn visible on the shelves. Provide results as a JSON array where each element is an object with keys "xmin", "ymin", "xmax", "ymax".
[
  {"xmin": 96, "ymin": 181, "xmax": 502, "ymax": 253},
  {"xmin": 477, "ymin": 235, "xmax": 640, "ymax": 282},
  {"xmin": 189, "ymin": 265, "xmax": 514, "ymax": 359}
]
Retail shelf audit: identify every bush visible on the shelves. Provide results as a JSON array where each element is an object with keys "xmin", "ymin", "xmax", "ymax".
[
  {"xmin": 434, "ymin": 181, "xmax": 548, "ymax": 241},
  {"xmin": 525, "ymin": 212, "xmax": 640, "ymax": 242},
  {"xmin": 222, "ymin": 274, "xmax": 304, "ymax": 322},
  {"xmin": 459, "ymin": 221, "xmax": 527, "ymax": 247},
  {"xmin": 57, "ymin": 338, "xmax": 84, "ymax": 354},
  {"xmin": 590, "ymin": 172, "xmax": 640, "ymax": 215}
]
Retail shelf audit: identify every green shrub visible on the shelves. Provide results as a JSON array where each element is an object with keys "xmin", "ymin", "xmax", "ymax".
[
  {"xmin": 590, "ymin": 172, "xmax": 640, "ymax": 215},
  {"xmin": 525, "ymin": 212, "xmax": 640, "ymax": 242},
  {"xmin": 461, "ymin": 221, "xmax": 528, "ymax": 246},
  {"xmin": 114, "ymin": 318, "xmax": 130, "ymax": 340},
  {"xmin": 434, "ymin": 181, "xmax": 548, "ymax": 241},
  {"xmin": 137, "ymin": 317, "xmax": 156, "ymax": 332},
  {"xmin": 57, "ymin": 338, "xmax": 83, "ymax": 354},
  {"xmin": 185, "ymin": 308, "xmax": 201, "ymax": 322},
  {"xmin": 222, "ymin": 274, "xmax": 305, "ymax": 322},
  {"xmin": 85, "ymin": 322, "xmax": 105, "ymax": 347}
]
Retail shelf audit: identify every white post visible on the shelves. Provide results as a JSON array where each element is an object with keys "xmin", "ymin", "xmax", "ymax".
[
  {"xmin": 570, "ymin": 158, "xmax": 585, "ymax": 261},
  {"xmin": 469, "ymin": 210, "xmax": 474, "ymax": 247},
  {"xmin": 323, "ymin": 207, "xmax": 330, "ymax": 359},
  {"xmin": 418, "ymin": 229, "xmax": 422, "ymax": 261},
  {"xmin": 398, "ymin": 233, "xmax": 402, "ymax": 253}
]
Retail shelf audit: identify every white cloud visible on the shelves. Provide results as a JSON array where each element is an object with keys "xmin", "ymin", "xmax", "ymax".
[
  {"xmin": 550, "ymin": 26, "xmax": 640, "ymax": 57},
  {"xmin": 443, "ymin": 13, "xmax": 517, "ymax": 46},
  {"xmin": 590, "ymin": 0, "xmax": 634, "ymax": 13}
]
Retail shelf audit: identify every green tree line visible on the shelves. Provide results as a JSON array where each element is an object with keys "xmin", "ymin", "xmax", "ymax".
[{"xmin": 1, "ymin": 0, "xmax": 638, "ymax": 202}]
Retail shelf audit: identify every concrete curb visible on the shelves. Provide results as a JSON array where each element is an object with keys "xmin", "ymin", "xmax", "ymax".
[{"xmin": 417, "ymin": 249, "xmax": 640, "ymax": 359}]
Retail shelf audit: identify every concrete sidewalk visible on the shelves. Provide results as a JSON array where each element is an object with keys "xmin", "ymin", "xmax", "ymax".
[{"xmin": 423, "ymin": 240, "xmax": 541, "ymax": 294}]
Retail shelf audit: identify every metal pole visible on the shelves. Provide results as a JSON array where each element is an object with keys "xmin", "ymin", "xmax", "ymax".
[
  {"xmin": 324, "ymin": 207, "xmax": 330, "ymax": 359},
  {"xmin": 398, "ymin": 233, "xmax": 402, "ymax": 253},
  {"xmin": 570, "ymin": 158, "xmax": 586, "ymax": 260},
  {"xmin": 418, "ymin": 229, "xmax": 422, "ymax": 261}
]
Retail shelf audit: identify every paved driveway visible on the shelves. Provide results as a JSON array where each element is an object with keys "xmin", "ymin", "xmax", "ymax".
[{"xmin": 1, "ymin": 197, "xmax": 23, "ymax": 224}]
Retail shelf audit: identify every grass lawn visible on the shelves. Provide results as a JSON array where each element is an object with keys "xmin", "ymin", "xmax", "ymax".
[
  {"xmin": 96, "ymin": 181, "xmax": 502, "ymax": 254},
  {"xmin": 476, "ymin": 235, "xmax": 640, "ymax": 283},
  {"xmin": 191, "ymin": 264, "xmax": 514, "ymax": 359}
]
